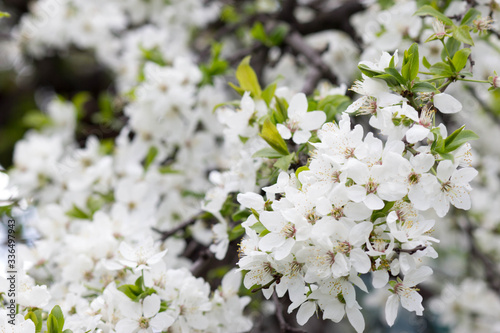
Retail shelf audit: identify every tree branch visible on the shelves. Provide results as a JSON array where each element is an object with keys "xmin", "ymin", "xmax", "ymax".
[
  {"xmin": 394, "ymin": 245, "xmax": 427, "ymax": 255},
  {"xmin": 152, "ymin": 212, "xmax": 201, "ymax": 241},
  {"xmin": 285, "ymin": 30, "xmax": 338, "ymax": 87},
  {"xmin": 272, "ymin": 293, "xmax": 307, "ymax": 333}
]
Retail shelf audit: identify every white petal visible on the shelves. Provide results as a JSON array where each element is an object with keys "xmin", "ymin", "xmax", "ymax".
[
  {"xmin": 350, "ymin": 248, "xmax": 371, "ymax": 274},
  {"xmin": 451, "ymin": 167, "xmax": 478, "ymax": 184},
  {"xmin": 385, "ymin": 294, "xmax": 399, "ymax": 326},
  {"xmin": 293, "ymin": 130, "xmax": 311, "ymax": 144},
  {"xmin": 349, "ymin": 222, "xmax": 373, "ymax": 246},
  {"xmin": 346, "ymin": 305, "xmax": 365, "ymax": 333},
  {"xmin": 288, "ymin": 93, "xmax": 308, "ymax": 116},
  {"xmin": 372, "ymin": 270, "xmax": 389, "ymax": 288},
  {"xmin": 237, "ymin": 192, "xmax": 265, "ymax": 210},
  {"xmin": 143, "ymin": 294, "xmax": 161, "ymax": 318},
  {"xmin": 296, "ymin": 301, "xmax": 316, "ymax": 325},
  {"xmin": 400, "ymin": 290, "xmax": 424, "ymax": 315},
  {"xmin": 344, "ymin": 202, "xmax": 372, "ymax": 221},
  {"xmin": 406, "ymin": 125, "xmax": 429, "ymax": 144},
  {"xmin": 116, "ymin": 319, "xmax": 139, "ymax": 333},
  {"xmin": 300, "ymin": 111, "xmax": 326, "ymax": 131},
  {"xmin": 404, "ymin": 266, "xmax": 433, "ymax": 287},
  {"xmin": 277, "ymin": 124, "xmax": 292, "ymax": 140},
  {"xmin": 259, "ymin": 233, "xmax": 285, "ymax": 251},
  {"xmin": 434, "ymin": 93, "xmax": 462, "ymax": 114},
  {"xmin": 364, "ymin": 193, "xmax": 384, "ymax": 210},
  {"xmin": 150, "ymin": 312, "xmax": 175, "ymax": 331},
  {"xmin": 346, "ymin": 185, "xmax": 366, "ymax": 203}
]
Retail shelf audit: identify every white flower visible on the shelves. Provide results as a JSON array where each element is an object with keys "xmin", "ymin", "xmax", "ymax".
[
  {"xmin": 116, "ymin": 294, "xmax": 175, "ymax": 333},
  {"xmin": 119, "ymin": 237, "xmax": 167, "ymax": 271},
  {"xmin": 432, "ymin": 160, "xmax": 478, "ymax": 217},
  {"xmin": 276, "ymin": 93, "xmax": 326, "ymax": 144},
  {"xmin": 385, "ymin": 266, "xmax": 433, "ymax": 326}
]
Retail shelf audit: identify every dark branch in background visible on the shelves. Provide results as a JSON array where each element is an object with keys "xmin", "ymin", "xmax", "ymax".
[
  {"xmin": 152, "ymin": 212, "xmax": 201, "ymax": 241},
  {"xmin": 464, "ymin": 85, "xmax": 500, "ymax": 126},
  {"xmin": 190, "ymin": 248, "xmax": 213, "ymax": 276},
  {"xmin": 285, "ymin": 31, "xmax": 338, "ymax": 88},
  {"xmin": 272, "ymin": 293, "xmax": 307, "ymax": 333},
  {"xmin": 461, "ymin": 215, "xmax": 500, "ymax": 297}
]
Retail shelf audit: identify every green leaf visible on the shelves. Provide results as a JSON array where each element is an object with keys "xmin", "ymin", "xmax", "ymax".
[
  {"xmin": 402, "ymin": 43, "xmax": 419, "ymax": 83},
  {"xmin": 22, "ymin": 111, "xmax": 53, "ymax": 130},
  {"xmin": 47, "ymin": 314, "xmax": 59, "ymax": 333},
  {"xmin": 414, "ymin": 5, "xmax": 453, "ymax": 26},
  {"xmin": 451, "ymin": 48, "xmax": 471, "ymax": 72},
  {"xmin": 260, "ymin": 118, "xmax": 289, "ymax": 155},
  {"xmin": 117, "ymin": 284, "xmax": 142, "ymax": 301},
  {"xmin": 66, "ymin": 204, "xmax": 90, "ymax": 220},
  {"xmin": 274, "ymin": 153, "xmax": 295, "ymax": 171},
  {"xmin": 72, "ymin": 92, "xmax": 91, "ymax": 120},
  {"xmin": 412, "ymin": 82, "xmax": 439, "ymax": 93},
  {"xmin": 158, "ymin": 166, "xmax": 181, "ymax": 174},
  {"xmin": 0, "ymin": 11, "xmax": 11, "ymax": 18},
  {"xmin": 378, "ymin": 0, "xmax": 395, "ymax": 10},
  {"xmin": 275, "ymin": 96, "xmax": 289, "ymax": 120},
  {"xmin": 50, "ymin": 306, "xmax": 65, "ymax": 333},
  {"xmin": 144, "ymin": 146, "xmax": 158, "ymax": 171},
  {"xmin": 444, "ymin": 127, "xmax": 479, "ymax": 152},
  {"xmin": 452, "ymin": 25, "xmax": 474, "ymax": 45},
  {"xmin": 358, "ymin": 64, "xmax": 384, "ymax": 78},
  {"xmin": 228, "ymin": 82, "xmax": 246, "ymax": 95},
  {"xmin": 461, "ymin": 8, "xmax": 481, "ymax": 26},
  {"xmin": 268, "ymin": 24, "xmax": 289, "ymax": 46},
  {"xmin": 370, "ymin": 201, "xmax": 395, "ymax": 222},
  {"xmin": 383, "ymin": 68, "xmax": 406, "ymax": 85},
  {"xmin": 262, "ymin": 82, "xmax": 277, "ymax": 107},
  {"xmin": 228, "ymin": 224, "xmax": 245, "ymax": 241},
  {"xmin": 232, "ymin": 209, "xmax": 251, "ymax": 222},
  {"xmin": 250, "ymin": 221, "xmax": 268, "ymax": 235},
  {"xmin": 295, "ymin": 166, "xmax": 309, "ymax": 179},
  {"xmin": 429, "ymin": 62, "xmax": 453, "ymax": 76},
  {"xmin": 251, "ymin": 22, "xmax": 269, "ymax": 45},
  {"xmin": 25, "ymin": 311, "xmax": 43, "ymax": 333},
  {"xmin": 252, "ymin": 147, "xmax": 286, "ymax": 159},
  {"xmin": 62, "ymin": 330, "xmax": 73, "ymax": 333},
  {"xmin": 235, "ymin": 56, "xmax": 262, "ymax": 98},
  {"xmin": 422, "ymin": 56, "xmax": 432, "ymax": 69}
]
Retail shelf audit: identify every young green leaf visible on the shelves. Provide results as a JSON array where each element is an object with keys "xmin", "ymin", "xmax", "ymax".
[
  {"xmin": 262, "ymin": 82, "xmax": 277, "ymax": 107},
  {"xmin": 252, "ymin": 147, "xmax": 286, "ymax": 159},
  {"xmin": 412, "ymin": 82, "xmax": 439, "ymax": 93},
  {"xmin": 274, "ymin": 153, "xmax": 295, "ymax": 171},
  {"xmin": 444, "ymin": 127, "xmax": 479, "ymax": 152},
  {"xmin": 144, "ymin": 146, "xmax": 158, "ymax": 171},
  {"xmin": 235, "ymin": 56, "xmax": 262, "ymax": 98},
  {"xmin": 260, "ymin": 118, "xmax": 290, "ymax": 156},
  {"xmin": 451, "ymin": 48, "xmax": 471, "ymax": 72},
  {"xmin": 50, "ymin": 306, "xmax": 65, "ymax": 333},
  {"xmin": 461, "ymin": 8, "xmax": 481, "ymax": 26},
  {"xmin": 47, "ymin": 314, "xmax": 59, "ymax": 333},
  {"xmin": 452, "ymin": 25, "xmax": 474, "ymax": 45}
]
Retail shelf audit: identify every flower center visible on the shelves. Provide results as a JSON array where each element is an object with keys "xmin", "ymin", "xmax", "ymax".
[
  {"xmin": 408, "ymin": 172, "xmax": 421, "ymax": 185},
  {"xmin": 139, "ymin": 316, "xmax": 149, "ymax": 329}
]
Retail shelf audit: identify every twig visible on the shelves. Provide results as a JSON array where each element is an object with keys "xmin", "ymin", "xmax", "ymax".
[
  {"xmin": 152, "ymin": 212, "xmax": 201, "ymax": 241},
  {"xmin": 394, "ymin": 245, "xmax": 427, "ymax": 255},
  {"xmin": 272, "ymin": 293, "xmax": 307, "ymax": 333},
  {"xmin": 285, "ymin": 31, "xmax": 338, "ymax": 86}
]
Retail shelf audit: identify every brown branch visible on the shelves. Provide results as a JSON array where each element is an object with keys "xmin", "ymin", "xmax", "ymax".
[
  {"xmin": 464, "ymin": 85, "xmax": 500, "ymax": 126},
  {"xmin": 190, "ymin": 248, "xmax": 213, "ymax": 276},
  {"xmin": 272, "ymin": 293, "xmax": 307, "ymax": 333},
  {"xmin": 394, "ymin": 245, "xmax": 427, "ymax": 255},
  {"xmin": 285, "ymin": 30, "xmax": 338, "ymax": 87},
  {"xmin": 152, "ymin": 212, "xmax": 201, "ymax": 241}
]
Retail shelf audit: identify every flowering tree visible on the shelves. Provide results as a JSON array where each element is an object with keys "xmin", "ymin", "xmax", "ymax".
[{"xmin": 0, "ymin": 0, "xmax": 500, "ymax": 332}]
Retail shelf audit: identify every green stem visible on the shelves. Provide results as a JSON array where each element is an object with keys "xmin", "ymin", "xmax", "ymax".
[{"xmin": 458, "ymin": 78, "xmax": 490, "ymax": 83}]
